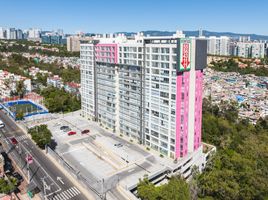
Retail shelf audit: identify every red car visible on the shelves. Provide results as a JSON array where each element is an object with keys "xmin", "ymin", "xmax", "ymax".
[
  {"xmin": 81, "ymin": 129, "xmax": 90, "ymax": 134},
  {"xmin": 10, "ymin": 137, "xmax": 18, "ymax": 145},
  {"xmin": 68, "ymin": 131, "xmax": 76, "ymax": 136}
]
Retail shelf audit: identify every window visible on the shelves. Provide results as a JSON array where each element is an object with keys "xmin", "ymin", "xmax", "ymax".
[{"xmin": 161, "ymin": 48, "xmax": 170, "ymax": 54}]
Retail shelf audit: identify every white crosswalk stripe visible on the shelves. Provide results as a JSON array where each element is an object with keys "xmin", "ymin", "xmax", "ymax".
[
  {"xmin": 61, "ymin": 192, "xmax": 69, "ymax": 199},
  {"xmin": 16, "ymin": 135, "xmax": 28, "ymax": 141},
  {"xmin": 66, "ymin": 189, "xmax": 75, "ymax": 198},
  {"xmin": 6, "ymin": 135, "xmax": 28, "ymax": 142},
  {"xmin": 49, "ymin": 187, "xmax": 81, "ymax": 200},
  {"xmin": 53, "ymin": 195, "xmax": 60, "ymax": 200},
  {"xmin": 55, "ymin": 195, "xmax": 61, "ymax": 200},
  {"xmin": 66, "ymin": 191, "xmax": 73, "ymax": 198},
  {"xmin": 72, "ymin": 187, "xmax": 81, "ymax": 195},
  {"xmin": 59, "ymin": 193, "xmax": 67, "ymax": 200},
  {"xmin": 67, "ymin": 188, "xmax": 76, "ymax": 197}
]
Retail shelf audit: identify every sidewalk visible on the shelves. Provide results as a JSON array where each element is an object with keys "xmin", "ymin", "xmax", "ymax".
[{"xmin": 0, "ymin": 193, "xmax": 40, "ymax": 200}]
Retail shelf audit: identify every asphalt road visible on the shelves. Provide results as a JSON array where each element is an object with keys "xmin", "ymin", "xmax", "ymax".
[{"xmin": 0, "ymin": 110, "xmax": 90, "ymax": 200}]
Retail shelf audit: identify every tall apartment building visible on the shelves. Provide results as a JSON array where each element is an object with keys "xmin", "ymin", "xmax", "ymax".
[
  {"xmin": 67, "ymin": 35, "xmax": 92, "ymax": 52},
  {"xmin": 16, "ymin": 29, "xmax": 23, "ymax": 40},
  {"xmin": 207, "ymin": 36, "xmax": 230, "ymax": 56},
  {"xmin": 0, "ymin": 27, "xmax": 6, "ymax": 39},
  {"xmin": 80, "ymin": 32, "xmax": 207, "ymax": 160},
  {"xmin": 233, "ymin": 42, "xmax": 265, "ymax": 58},
  {"xmin": 265, "ymin": 43, "xmax": 268, "ymax": 57},
  {"xmin": 27, "ymin": 28, "xmax": 41, "ymax": 42},
  {"xmin": 6, "ymin": 28, "xmax": 17, "ymax": 40}
]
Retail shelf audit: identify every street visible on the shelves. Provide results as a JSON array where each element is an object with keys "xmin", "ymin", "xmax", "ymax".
[{"xmin": 0, "ymin": 110, "xmax": 90, "ymax": 200}]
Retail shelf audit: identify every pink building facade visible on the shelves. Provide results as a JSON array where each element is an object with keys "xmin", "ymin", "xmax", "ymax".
[{"xmin": 81, "ymin": 35, "xmax": 207, "ymax": 160}]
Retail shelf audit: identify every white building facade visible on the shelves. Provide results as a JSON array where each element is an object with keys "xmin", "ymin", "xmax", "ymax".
[
  {"xmin": 234, "ymin": 42, "xmax": 265, "ymax": 58},
  {"xmin": 207, "ymin": 36, "xmax": 230, "ymax": 56},
  {"xmin": 80, "ymin": 32, "xmax": 208, "ymax": 162}
]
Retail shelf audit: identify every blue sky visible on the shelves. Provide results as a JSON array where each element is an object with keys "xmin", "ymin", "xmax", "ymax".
[{"xmin": 0, "ymin": 0, "xmax": 267, "ymax": 35}]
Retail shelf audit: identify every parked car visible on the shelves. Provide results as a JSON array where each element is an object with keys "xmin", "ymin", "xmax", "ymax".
[
  {"xmin": 4, "ymin": 161, "xmax": 13, "ymax": 174},
  {"xmin": 12, "ymin": 172, "xmax": 23, "ymax": 182},
  {"xmin": 60, "ymin": 126, "xmax": 69, "ymax": 130},
  {"xmin": 114, "ymin": 143, "xmax": 123, "ymax": 147},
  {"xmin": 10, "ymin": 137, "xmax": 18, "ymax": 145},
  {"xmin": 68, "ymin": 131, "xmax": 76, "ymax": 136},
  {"xmin": 60, "ymin": 126, "xmax": 71, "ymax": 132},
  {"xmin": 81, "ymin": 129, "xmax": 90, "ymax": 134}
]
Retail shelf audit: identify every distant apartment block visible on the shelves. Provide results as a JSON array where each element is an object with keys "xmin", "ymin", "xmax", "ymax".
[
  {"xmin": 265, "ymin": 43, "xmax": 268, "ymax": 56},
  {"xmin": 0, "ymin": 27, "xmax": 6, "ymax": 39},
  {"xmin": 232, "ymin": 41, "xmax": 265, "ymax": 58},
  {"xmin": 207, "ymin": 36, "xmax": 230, "ymax": 56},
  {"xmin": 27, "ymin": 28, "xmax": 41, "ymax": 42},
  {"xmin": 41, "ymin": 35, "xmax": 66, "ymax": 45},
  {"xmin": 80, "ymin": 32, "xmax": 207, "ymax": 160},
  {"xmin": 67, "ymin": 36, "xmax": 92, "ymax": 52},
  {"xmin": 47, "ymin": 75, "xmax": 63, "ymax": 88},
  {"xmin": 0, "ymin": 27, "xmax": 27, "ymax": 40},
  {"xmin": 207, "ymin": 35, "xmax": 266, "ymax": 58}
]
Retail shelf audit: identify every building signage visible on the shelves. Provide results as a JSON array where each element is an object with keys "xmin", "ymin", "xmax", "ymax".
[{"xmin": 179, "ymin": 39, "xmax": 191, "ymax": 71}]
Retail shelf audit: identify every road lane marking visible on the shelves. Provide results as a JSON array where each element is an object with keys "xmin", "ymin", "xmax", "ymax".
[
  {"xmin": 50, "ymin": 187, "xmax": 81, "ymax": 200},
  {"xmin": 17, "ymin": 142, "xmax": 62, "ymax": 196},
  {"xmin": 72, "ymin": 186, "xmax": 81, "ymax": 195},
  {"xmin": 128, "ymin": 168, "xmax": 135, "ymax": 173},
  {"xmin": 64, "ymin": 191, "xmax": 72, "ymax": 198},
  {"xmin": 72, "ymin": 186, "xmax": 80, "ymax": 194},
  {"xmin": 67, "ymin": 189, "xmax": 75, "ymax": 197},
  {"xmin": 68, "ymin": 187, "xmax": 78, "ymax": 196},
  {"xmin": 61, "ymin": 191, "xmax": 69, "ymax": 199}
]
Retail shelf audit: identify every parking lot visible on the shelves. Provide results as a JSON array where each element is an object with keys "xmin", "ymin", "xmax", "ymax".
[{"xmin": 43, "ymin": 111, "xmax": 173, "ymax": 197}]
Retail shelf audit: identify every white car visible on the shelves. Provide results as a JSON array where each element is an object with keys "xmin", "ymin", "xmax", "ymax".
[{"xmin": 0, "ymin": 120, "xmax": 5, "ymax": 128}]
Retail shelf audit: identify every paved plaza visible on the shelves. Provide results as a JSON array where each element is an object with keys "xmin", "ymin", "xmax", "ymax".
[{"xmin": 43, "ymin": 111, "xmax": 171, "ymax": 198}]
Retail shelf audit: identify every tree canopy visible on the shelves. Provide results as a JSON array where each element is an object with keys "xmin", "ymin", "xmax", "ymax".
[
  {"xmin": 136, "ymin": 98, "xmax": 268, "ymax": 200},
  {"xmin": 137, "ymin": 176, "xmax": 190, "ymax": 200},
  {"xmin": 0, "ymin": 177, "xmax": 17, "ymax": 194},
  {"xmin": 40, "ymin": 86, "xmax": 81, "ymax": 113},
  {"xmin": 28, "ymin": 124, "xmax": 52, "ymax": 149},
  {"xmin": 210, "ymin": 58, "xmax": 268, "ymax": 76},
  {"xmin": 198, "ymin": 98, "xmax": 268, "ymax": 200}
]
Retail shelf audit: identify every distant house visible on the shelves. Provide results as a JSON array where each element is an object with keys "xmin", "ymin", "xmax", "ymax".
[
  {"xmin": 64, "ymin": 82, "xmax": 80, "ymax": 95},
  {"xmin": 46, "ymin": 75, "xmax": 63, "ymax": 88},
  {"xmin": 0, "ymin": 70, "xmax": 32, "ymax": 98}
]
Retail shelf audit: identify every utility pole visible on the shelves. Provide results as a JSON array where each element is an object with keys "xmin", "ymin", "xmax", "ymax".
[
  {"xmin": 27, "ymin": 153, "xmax": 30, "ymax": 182},
  {"xmin": 25, "ymin": 152, "xmax": 33, "ymax": 183},
  {"xmin": 18, "ymin": 144, "xmax": 22, "ymax": 167},
  {"xmin": 101, "ymin": 178, "xmax": 106, "ymax": 200}
]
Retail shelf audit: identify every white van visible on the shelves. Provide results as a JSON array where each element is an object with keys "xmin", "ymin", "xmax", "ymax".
[{"xmin": 0, "ymin": 120, "xmax": 4, "ymax": 128}]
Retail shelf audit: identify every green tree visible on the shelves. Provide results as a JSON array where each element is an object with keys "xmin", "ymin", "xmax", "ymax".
[
  {"xmin": 210, "ymin": 58, "xmax": 268, "ymax": 76},
  {"xmin": 137, "ymin": 176, "xmax": 190, "ymax": 200},
  {"xmin": 16, "ymin": 110, "xmax": 24, "ymax": 120},
  {"xmin": 199, "ymin": 98, "xmax": 268, "ymax": 200},
  {"xmin": 40, "ymin": 86, "xmax": 81, "ymax": 113},
  {"xmin": 14, "ymin": 80, "xmax": 27, "ymax": 99},
  {"xmin": 35, "ymin": 72, "xmax": 48, "ymax": 86},
  {"xmin": 28, "ymin": 124, "xmax": 52, "ymax": 149},
  {"xmin": 0, "ymin": 177, "xmax": 17, "ymax": 194}
]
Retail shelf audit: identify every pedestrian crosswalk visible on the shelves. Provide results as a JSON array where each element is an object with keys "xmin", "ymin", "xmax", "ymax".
[
  {"xmin": 6, "ymin": 135, "xmax": 28, "ymax": 142},
  {"xmin": 49, "ymin": 187, "xmax": 81, "ymax": 200},
  {"xmin": 14, "ymin": 135, "xmax": 28, "ymax": 141}
]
